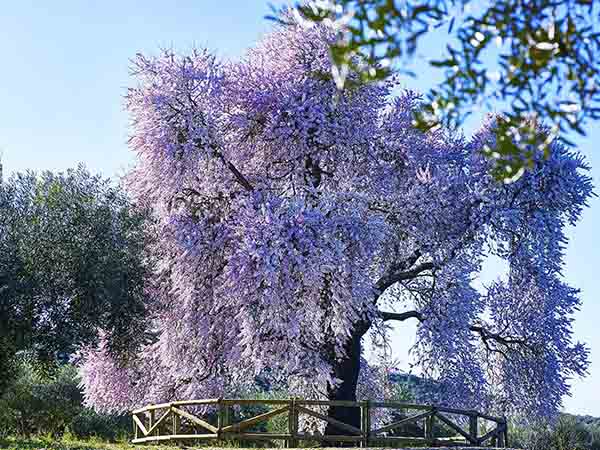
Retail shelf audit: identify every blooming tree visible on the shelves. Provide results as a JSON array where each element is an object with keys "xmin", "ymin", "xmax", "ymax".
[{"xmin": 81, "ymin": 17, "xmax": 593, "ymax": 428}]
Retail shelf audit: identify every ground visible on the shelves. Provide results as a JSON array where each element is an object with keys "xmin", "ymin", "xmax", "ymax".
[
  {"xmin": 0, "ymin": 438, "xmax": 520, "ymax": 450},
  {"xmin": 0, "ymin": 437, "xmax": 170, "ymax": 450}
]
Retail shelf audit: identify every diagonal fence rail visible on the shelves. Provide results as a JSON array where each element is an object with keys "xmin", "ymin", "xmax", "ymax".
[{"xmin": 131, "ymin": 398, "xmax": 508, "ymax": 447}]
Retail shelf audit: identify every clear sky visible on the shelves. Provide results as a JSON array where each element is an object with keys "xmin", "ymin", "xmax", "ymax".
[{"xmin": 1, "ymin": 1, "xmax": 598, "ymax": 416}]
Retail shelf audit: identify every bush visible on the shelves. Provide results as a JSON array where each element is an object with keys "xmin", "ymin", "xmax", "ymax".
[
  {"xmin": 0, "ymin": 359, "xmax": 83, "ymax": 436},
  {"xmin": 69, "ymin": 409, "xmax": 130, "ymax": 442},
  {"xmin": 511, "ymin": 415, "xmax": 599, "ymax": 450},
  {"xmin": 0, "ymin": 358, "xmax": 131, "ymax": 441}
]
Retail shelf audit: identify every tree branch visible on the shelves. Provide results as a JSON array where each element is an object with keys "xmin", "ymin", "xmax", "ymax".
[
  {"xmin": 469, "ymin": 325, "xmax": 528, "ymax": 347},
  {"xmin": 379, "ymin": 311, "xmax": 530, "ymax": 355},
  {"xmin": 190, "ymin": 135, "xmax": 254, "ymax": 192},
  {"xmin": 375, "ymin": 261, "xmax": 434, "ymax": 294},
  {"xmin": 215, "ymin": 150, "xmax": 254, "ymax": 192},
  {"xmin": 379, "ymin": 310, "xmax": 423, "ymax": 322}
]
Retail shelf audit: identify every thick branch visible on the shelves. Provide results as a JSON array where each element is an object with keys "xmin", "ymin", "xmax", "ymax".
[
  {"xmin": 215, "ymin": 151, "xmax": 254, "ymax": 192},
  {"xmin": 379, "ymin": 310, "xmax": 423, "ymax": 322},
  {"xmin": 191, "ymin": 136, "xmax": 254, "ymax": 192},
  {"xmin": 375, "ymin": 261, "xmax": 434, "ymax": 294}
]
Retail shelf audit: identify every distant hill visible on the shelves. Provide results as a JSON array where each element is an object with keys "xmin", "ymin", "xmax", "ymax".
[
  {"xmin": 565, "ymin": 413, "xmax": 600, "ymax": 429},
  {"xmin": 391, "ymin": 371, "xmax": 600, "ymax": 429},
  {"xmin": 389, "ymin": 371, "xmax": 423, "ymax": 386}
]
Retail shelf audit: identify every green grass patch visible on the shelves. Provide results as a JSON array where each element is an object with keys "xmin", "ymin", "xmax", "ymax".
[{"xmin": 0, "ymin": 435, "xmax": 181, "ymax": 450}]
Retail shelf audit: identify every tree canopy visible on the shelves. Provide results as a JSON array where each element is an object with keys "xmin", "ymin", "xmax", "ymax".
[
  {"xmin": 0, "ymin": 165, "xmax": 150, "ymax": 385},
  {"xmin": 81, "ymin": 17, "xmax": 593, "ymax": 424}
]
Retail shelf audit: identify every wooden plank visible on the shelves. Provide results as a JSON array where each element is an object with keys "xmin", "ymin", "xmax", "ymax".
[
  {"xmin": 222, "ymin": 398, "xmax": 290, "ymax": 406},
  {"xmin": 133, "ymin": 415, "xmax": 138, "ymax": 440},
  {"xmin": 223, "ymin": 405, "xmax": 230, "ymax": 427},
  {"xmin": 172, "ymin": 409, "xmax": 180, "ymax": 435},
  {"xmin": 148, "ymin": 409, "xmax": 155, "ymax": 437},
  {"xmin": 469, "ymin": 413, "xmax": 478, "ymax": 442},
  {"xmin": 436, "ymin": 413, "xmax": 478, "ymax": 444},
  {"xmin": 424, "ymin": 413, "xmax": 434, "ymax": 440},
  {"xmin": 360, "ymin": 400, "xmax": 370, "ymax": 447},
  {"xmin": 296, "ymin": 399, "xmax": 361, "ymax": 407},
  {"xmin": 436, "ymin": 405, "xmax": 480, "ymax": 415},
  {"xmin": 296, "ymin": 405, "xmax": 362, "ymax": 436},
  {"xmin": 171, "ymin": 398, "xmax": 218, "ymax": 406},
  {"xmin": 433, "ymin": 438, "xmax": 475, "ymax": 447},
  {"xmin": 132, "ymin": 414, "xmax": 149, "ymax": 437},
  {"xmin": 497, "ymin": 426, "xmax": 506, "ymax": 447},
  {"xmin": 132, "ymin": 402, "xmax": 172, "ymax": 414},
  {"xmin": 217, "ymin": 400, "xmax": 224, "ymax": 433},
  {"xmin": 369, "ymin": 401, "xmax": 432, "ymax": 410},
  {"xmin": 221, "ymin": 405, "xmax": 289, "ymax": 433},
  {"xmin": 288, "ymin": 400, "xmax": 298, "ymax": 448},
  {"xmin": 171, "ymin": 406, "xmax": 218, "ymax": 433},
  {"xmin": 132, "ymin": 399, "xmax": 503, "ymax": 416},
  {"xmin": 371, "ymin": 435, "xmax": 466, "ymax": 444},
  {"xmin": 503, "ymin": 421, "xmax": 509, "ymax": 448},
  {"xmin": 296, "ymin": 433, "xmax": 363, "ymax": 442},
  {"xmin": 368, "ymin": 436, "xmax": 430, "ymax": 444},
  {"xmin": 365, "ymin": 401, "xmax": 371, "ymax": 440},
  {"xmin": 131, "ymin": 433, "xmax": 216, "ymax": 443},
  {"xmin": 227, "ymin": 433, "xmax": 293, "ymax": 441},
  {"xmin": 371, "ymin": 410, "xmax": 433, "ymax": 435}
]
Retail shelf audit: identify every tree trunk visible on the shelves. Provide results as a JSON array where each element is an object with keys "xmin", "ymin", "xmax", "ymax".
[{"xmin": 324, "ymin": 320, "xmax": 371, "ymax": 443}]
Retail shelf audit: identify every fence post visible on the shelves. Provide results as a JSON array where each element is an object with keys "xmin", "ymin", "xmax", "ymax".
[
  {"xmin": 217, "ymin": 398, "xmax": 225, "ymax": 441},
  {"xmin": 469, "ymin": 411, "xmax": 479, "ymax": 444},
  {"xmin": 360, "ymin": 400, "xmax": 370, "ymax": 448},
  {"xmin": 497, "ymin": 418, "xmax": 507, "ymax": 448},
  {"xmin": 148, "ymin": 409, "xmax": 155, "ymax": 439},
  {"xmin": 424, "ymin": 407, "xmax": 435, "ymax": 442},
  {"xmin": 224, "ymin": 404, "xmax": 230, "ymax": 427},
  {"xmin": 133, "ymin": 413, "xmax": 138, "ymax": 440},
  {"xmin": 172, "ymin": 406, "xmax": 180, "ymax": 436},
  {"xmin": 287, "ymin": 398, "xmax": 298, "ymax": 448}
]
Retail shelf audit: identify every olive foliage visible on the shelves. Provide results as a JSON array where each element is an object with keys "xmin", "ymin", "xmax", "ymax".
[{"xmin": 0, "ymin": 164, "xmax": 151, "ymax": 377}]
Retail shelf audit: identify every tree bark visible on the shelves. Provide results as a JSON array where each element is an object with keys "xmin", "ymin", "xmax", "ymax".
[{"xmin": 324, "ymin": 319, "xmax": 371, "ymax": 444}]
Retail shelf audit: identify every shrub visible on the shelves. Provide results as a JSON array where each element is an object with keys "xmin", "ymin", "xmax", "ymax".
[
  {"xmin": 0, "ymin": 359, "xmax": 133, "ymax": 441},
  {"xmin": 0, "ymin": 359, "xmax": 83, "ymax": 436},
  {"xmin": 511, "ymin": 415, "xmax": 597, "ymax": 450},
  {"xmin": 69, "ymin": 409, "xmax": 130, "ymax": 442}
]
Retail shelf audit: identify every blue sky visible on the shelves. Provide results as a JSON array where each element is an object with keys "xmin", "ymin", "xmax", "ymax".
[{"xmin": 1, "ymin": 1, "xmax": 598, "ymax": 415}]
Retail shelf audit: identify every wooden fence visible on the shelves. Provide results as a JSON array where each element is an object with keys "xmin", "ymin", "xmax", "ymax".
[{"xmin": 131, "ymin": 398, "xmax": 508, "ymax": 447}]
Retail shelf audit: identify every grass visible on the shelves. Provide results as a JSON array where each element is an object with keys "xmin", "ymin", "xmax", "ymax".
[
  {"xmin": 0, "ymin": 436, "xmax": 506, "ymax": 450},
  {"xmin": 0, "ymin": 436, "xmax": 289, "ymax": 450},
  {"xmin": 0, "ymin": 432, "xmax": 308, "ymax": 450},
  {"xmin": 0, "ymin": 435, "xmax": 184, "ymax": 450},
  {"xmin": 0, "ymin": 439, "xmax": 508, "ymax": 450}
]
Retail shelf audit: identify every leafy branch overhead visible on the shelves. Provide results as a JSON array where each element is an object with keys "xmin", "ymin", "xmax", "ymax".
[{"xmin": 275, "ymin": 0, "xmax": 600, "ymax": 181}]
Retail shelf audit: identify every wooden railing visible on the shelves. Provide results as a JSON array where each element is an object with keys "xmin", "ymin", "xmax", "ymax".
[{"xmin": 131, "ymin": 398, "xmax": 508, "ymax": 447}]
